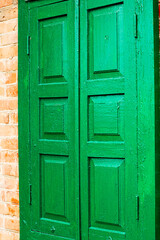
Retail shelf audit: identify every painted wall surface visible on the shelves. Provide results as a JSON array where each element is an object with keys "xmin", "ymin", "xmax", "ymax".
[
  {"xmin": 0, "ymin": 0, "xmax": 159, "ymax": 240},
  {"xmin": 0, "ymin": 0, "xmax": 19, "ymax": 240}
]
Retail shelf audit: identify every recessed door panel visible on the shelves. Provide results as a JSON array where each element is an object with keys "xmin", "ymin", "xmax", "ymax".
[
  {"xmin": 90, "ymin": 158, "xmax": 125, "ymax": 228},
  {"xmin": 41, "ymin": 155, "xmax": 68, "ymax": 220},
  {"xmin": 40, "ymin": 98, "xmax": 68, "ymax": 140},
  {"xmin": 89, "ymin": 95, "xmax": 124, "ymax": 141},
  {"xmin": 40, "ymin": 16, "xmax": 67, "ymax": 83},
  {"xmin": 88, "ymin": 4, "xmax": 124, "ymax": 80}
]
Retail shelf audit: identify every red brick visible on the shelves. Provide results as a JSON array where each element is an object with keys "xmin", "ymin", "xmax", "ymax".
[
  {"xmin": 3, "ymin": 164, "xmax": 18, "ymax": 177},
  {"xmin": 0, "ymin": 0, "xmax": 13, "ymax": 8},
  {"xmin": 5, "ymin": 217, "xmax": 19, "ymax": 232},
  {"xmin": 1, "ymin": 138, "xmax": 18, "ymax": 150},
  {"xmin": 0, "ymin": 190, "xmax": 5, "ymax": 201},
  {"xmin": 0, "ymin": 126, "xmax": 18, "ymax": 137},
  {"xmin": 6, "ymin": 85, "xmax": 18, "ymax": 97},
  {"xmin": 0, "ymin": 72, "xmax": 6, "ymax": 84},
  {"xmin": 2, "ymin": 151, "xmax": 18, "ymax": 163},
  {"xmin": 0, "ymin": 57, "xmax": 18, "ymax": 71},
  {"xmin": 0, "ymin": 19, "xmax": 17, "ymax": 34},
  {"xmin": 6, "ymin": 72, "xmax": 17, "ymax": 84},
  {"xmin": 0, "ymin": 113, "xmax": 9, "ymax": 124},
  {"xmin": 13, "ymin": 233, "xmax": 19, "ymax": 240},
  {"xmin": 7, "ymin": 204, "xmax": 19, "ymax": 217},
  {"xmin": 0, "ymin": 31, "xmax": 17, "ymax": 46},
  {"xmin": 0, "ymin": 202, "xmax": 7, "ymax": 215},
  {"xmin": 0, "ymin": 216, "xmax": 4, "ymax": 228},
  {"xmin": 0, "ymin": 231, "xmax": 15, "ymax": 240},
  {"xmin": 0, "ymin": 203, "xmax": 19, "ymax": 217},
  {"xmin": 0, "ymin": 99, "xmax": 17, "ymax": 110},
  {"xmin": 5, "ymin": 191, "xmax": 19, "ymax": 205},
  {"xmin": 0, "ymin": 72, "xmax": 17, "ymax": 84},
  {"xmin": 0, "ymin": 176, "xmax": 4, "ymax": 188},
  {"xmin": 0, "ymin": 45, "xmax": 18, "ymax": 59},
  {"xmin": 0, "ymin": 86, "xmax": 5, "ymax": 96},
  {"xmin": 0, "ymin": 7, "xmax": 18, "ymax": 22},
  {"xmin": 9, "ymin": 112, "xmax": 18, "ymax": 124},
  {"xmin": 4, "ymin": 176, "xmax": 18, "ymax": 190}
]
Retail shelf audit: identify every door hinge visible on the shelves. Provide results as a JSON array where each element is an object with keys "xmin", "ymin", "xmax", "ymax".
[
  {"xmin": 136, "ymin": 195, "xmax": 139, "ymax": 220},
  {"xmin": 27, "ymin": 36, "xmax": 30, "ymax": 55},
  {"xmin": 134, "ymin": 14, "xmax": 138, "ymax": 38},
  {"xmin": 29, "ymin": 184, "xmax": 32, "ymax": 205}
]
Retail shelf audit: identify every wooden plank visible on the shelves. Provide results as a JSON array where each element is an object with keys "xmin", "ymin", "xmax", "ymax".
[
  {"xmin": 87, "ymin": 0, "xmax": 123, "ymax": 10},
  {"xmin": 18, "ymin": 0, "xmax": 31, "ymax": 239},
  {"xmin": 38, "ymin": 140, "xmax": 69, "ymax": 155},
  {"xmin": 89, "ymin": 227, "xmax": 126, "ymax": 240},
  {"xmin": 87, "ymin": 77, "xmax": 124, "ymax": 96},
  {"xmin": 137, "ymin": 0, "xmax": 159, "ymax": 239},
  {"xmin": 37, "ymin": 1, "xmax": 68, "ymax": 19},
  {"xmin": 38, "ymin": 83, "xmax": 68, "ymax": 98},
  {"xmin": 87, "ymin": 142, "xmax": 125, "ymax": 158},
  {"xmin": 28, "ymin": 0, "xmax": 68, "ymax": 9}
]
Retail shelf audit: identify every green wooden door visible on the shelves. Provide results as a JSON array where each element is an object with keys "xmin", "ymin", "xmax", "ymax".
[
  {"xmin": 29, "ymin": 1, "xmax": 79, "ymax": 239},
  {"xmin": 19, "ymin": 0, "xmax": 159, "ymax": 239},
  {"xmin": 80, "ymin": 0, "xmax": 138, "ymax": 239}
]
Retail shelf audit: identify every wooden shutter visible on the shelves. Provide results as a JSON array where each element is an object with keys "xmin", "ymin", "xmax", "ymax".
[{"xmin": 80, "ymin": 0, "xmax": 138, "ymax": 239}]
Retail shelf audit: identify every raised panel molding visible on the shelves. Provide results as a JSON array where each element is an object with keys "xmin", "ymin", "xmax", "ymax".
[
  {"xmin": 39, "ymin": 16, "xmax": 67, "ymax": 83},
  {"xmin": 94, "ymin": 101, "xmax": 118, "ymax": 135},
  {"xmin": 87, "ymin": 0, "xmax": 123, "ymax": 9},
  {"xmin": 44, "ymin": 104, "xmax": 64, "ymax": 134},
  {"xmin": 89, "ymin": 95, "xmax": 124, "ymax": 142},
  {"xmin": 41, "ymin": 155, "xmax": 68, "ymax": 221},
  {"xmin": 89, "ymin": 158, "xmax": 125, "ymax": 229},
  {"xmin": 93, "ymin": 11, "xmax": 118, "ymax": 73},
  {"xmin": 88, "ymin": 4, "xmax": 124, "ymax": 80},
  {"xmin": 40, "ymin": 98, "xmax": 68, "ymax": 140}
]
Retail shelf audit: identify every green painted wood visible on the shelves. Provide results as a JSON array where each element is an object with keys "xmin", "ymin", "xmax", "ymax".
[
  {"xmin": 29, "ymin": 1, "xmax": 80, "ymax": 239},
  {"xmin": 19, "ymin": 0, "xmax": 79, "ymax": 239},
  {"xmin": 136, "ymin": 0, "xmax": 160, "ymax": 239},
  {"xmin": 27, "ymin": 0, "xmax": 68, "ymax": 9},
  {"xmin": 90, "ymin": 159, "xmax": 125, "ymax": 226},
  {"xmin": 18, "ymin": 0, "xmax": 31, "ymax": 239},
  {"xmin": 80, "ymin": 0, "xmax": 138, "ymax": 239},
  {"xmin": 19, "ymin": 0, "xmax": 159, "ymax": 239}
]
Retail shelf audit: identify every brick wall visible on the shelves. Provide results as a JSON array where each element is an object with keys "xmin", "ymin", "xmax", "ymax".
[{"xmin": 0, "ymin": 0, "xmax": 19, "ymax": 240}]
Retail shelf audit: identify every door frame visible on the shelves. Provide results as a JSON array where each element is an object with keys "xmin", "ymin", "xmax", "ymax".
[
  {"xmin": 19, "ymin": 1, "xmax": 31, "ymax": 239},
  {"xmin": 18, "ymin": 0, "xmax": 159, "ymax": 239},
  {"xmin": 136, "ymin": 0, "xmax": 159, "ymax": 239}
]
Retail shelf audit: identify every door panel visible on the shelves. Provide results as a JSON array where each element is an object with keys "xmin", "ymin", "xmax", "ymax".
[
  {"xmin": 39, "ymin": 16, "xmax": 67, "ymax": 83},
  {"xmin": 90, "ymin": 158, "xmax": 125, "ymax": 227},
  {"xmin": 30, "ymin": 1, "xmax": 79, "ymax": 239},
  {"xmin": 80, "ymin": 0, "xmax": 137, "ymax": 239},
  {"xmin": 41, "ymin": 155, "xmax": 68, "ymax": 219},
  {"xmin": 88, "ymin": 4, "xmax": 124, "ymax": 79}
]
